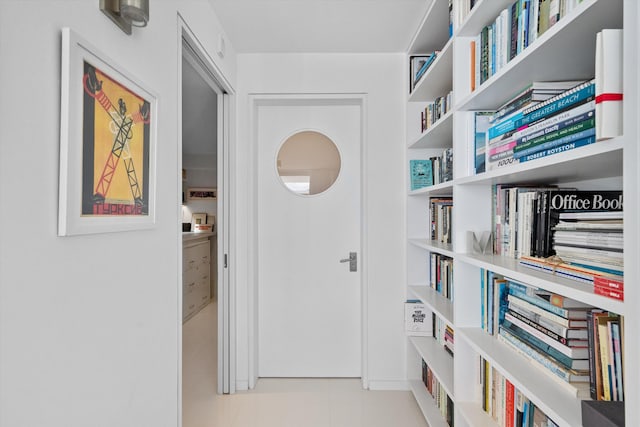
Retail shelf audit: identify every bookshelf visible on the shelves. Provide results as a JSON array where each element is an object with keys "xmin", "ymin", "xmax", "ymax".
[{"xmin": 404, "ymin": 0, "xmax": 636, "ymax": 426}]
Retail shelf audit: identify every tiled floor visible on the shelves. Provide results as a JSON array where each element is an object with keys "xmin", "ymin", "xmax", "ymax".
[{"xmin": 182, "ymin": 301, "xmax": 429, "ymax": 427}]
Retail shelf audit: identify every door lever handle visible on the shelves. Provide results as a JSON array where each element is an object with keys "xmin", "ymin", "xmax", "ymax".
[{"xmin": 340, "ymin": 252, "xmax": 357, "ymax": 272}]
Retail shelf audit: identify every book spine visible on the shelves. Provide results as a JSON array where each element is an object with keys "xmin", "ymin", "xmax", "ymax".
[
  {"xmin": 597, "ymin": 318, "xmax": 612, "ymax": 400},
  {"xmin": 593, "ymin": 286, "xmax": 624, "ymax": 301},
  {"xmin": 510, "ymin": 2, "xmax": 519, "ymax": 61},
  {"xmin": 593, "ymin": 276, "xmax": 624, "ymax": 291},
  {"xmin": 611, "ymin": 322, "xmax": 624, "ymax": 401},
  {"xmin": 514, "ymin": 127, "xmax": 595, "ymax": 159},
  {"xmin": 518, "ymin": 136, "xmax": 596, "ymax": 163}
]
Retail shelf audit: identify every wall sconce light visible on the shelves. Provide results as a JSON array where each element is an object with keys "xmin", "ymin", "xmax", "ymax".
[{"xmin": 100, "ymin": 0, "xmax": 149, "ymax": 35}]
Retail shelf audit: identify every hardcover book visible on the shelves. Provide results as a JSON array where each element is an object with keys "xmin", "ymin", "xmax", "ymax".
[{"xmin": 409, "ymin": 159, "xmax": 432, "ymax": 191}]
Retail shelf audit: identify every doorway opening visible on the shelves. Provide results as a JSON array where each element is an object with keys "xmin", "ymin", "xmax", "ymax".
[{"xmin": 178, "ymin": 19, "xmax": 235, "ymax": 426}]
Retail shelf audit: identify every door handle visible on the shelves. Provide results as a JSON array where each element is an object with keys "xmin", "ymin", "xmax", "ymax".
[{"xmin": 340, "ymin": 252, "xmax": 357, "ymax": 272}]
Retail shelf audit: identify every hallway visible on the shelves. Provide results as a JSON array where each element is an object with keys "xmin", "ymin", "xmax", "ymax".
[{"xmin": 182, "ymin": 302, "xmax": 429, "ymax": 427}]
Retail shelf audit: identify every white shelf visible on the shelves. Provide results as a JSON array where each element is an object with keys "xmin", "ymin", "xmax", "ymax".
[
  {"xmin": 408, "ymin": 239, "xmax": 454, "ymax": 257},
  {"xmin": 457, "ymin": 252, "xmax": 625, "ymax": 315},
  {"xmin": 456, "ymin": 402, "xmax": 498, "ymax": 427},
  {"xmin": 457, "ymin": 0, "xmax": 623, "ymax": 111},
  {"xmin": 410, "ymin": 39, "xmax": 454, "ymax": 102},
  {"xmin": 408, "ymin": 110, "xmax": 454, "ymax": 149},
  {"xmin": 410, "ymin": 336, "xmax": 454, "ymax": 398},
  {"xmin": 458, "ymin": 328, "xmax": 582, "ymax": 427},
  {"xmin": 409, "ymin": 285, "xmax": 454, "ymax": 325},
  {"xmin": 408, "ymin": 181, "xmax": 453, "ymax": 197},
  {"xmin": 408, "ymin": 0, "xmax": 450, "ymax": 55},
  {"xmin": 408, "ymin": 380, "xmax": 451, "ymax": 427},
  {"xmin": 456, "ymin": 138, "xmax": 623, "ymax": 186},
  {"xmin": 454, "ymin": 0, "xmax": 514, "ymax": 38}
]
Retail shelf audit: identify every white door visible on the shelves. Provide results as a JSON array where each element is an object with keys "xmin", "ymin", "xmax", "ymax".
[{"xmin": 257, "ymin": 99, "xmax": 362, "ymax": 377}]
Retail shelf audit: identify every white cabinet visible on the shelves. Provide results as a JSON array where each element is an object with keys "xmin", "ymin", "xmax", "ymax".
[{"xmin": 183, "ymin": 238, "xmax": 211, "ymax": 322}]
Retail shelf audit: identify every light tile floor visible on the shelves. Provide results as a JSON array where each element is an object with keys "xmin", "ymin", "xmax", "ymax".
[{"xmin": 183, "ymin": 301, "xmax": 429, "ymax": 427}]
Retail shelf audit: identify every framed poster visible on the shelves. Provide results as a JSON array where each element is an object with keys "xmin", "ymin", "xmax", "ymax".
[{"xmin": 58, "ymin": 28, "xmax": 157, "ymax": 235}]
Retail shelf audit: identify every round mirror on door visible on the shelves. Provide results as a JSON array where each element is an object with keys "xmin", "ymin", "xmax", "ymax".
[{"xmin": 276, "ymin": 130, "xmax": 341, "ymax": 196}]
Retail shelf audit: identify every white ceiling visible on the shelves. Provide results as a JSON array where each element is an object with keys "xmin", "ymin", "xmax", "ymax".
[{"xmin": 207, "ymin": 0, "xmax": 432, "ymax": 53}]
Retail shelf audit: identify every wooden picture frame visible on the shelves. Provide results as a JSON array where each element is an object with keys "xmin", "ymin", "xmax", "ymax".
[
  {"xmin": 186, "ymin": 187, "xmax": 217, "ymax": 201},
  {"xmin": 58, "ymin": 28, "xmax": 158, "ymax": 236}
]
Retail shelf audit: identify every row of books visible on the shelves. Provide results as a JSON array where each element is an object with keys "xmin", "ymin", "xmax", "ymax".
[
  {"xmin": 430, "ymin": 252, "xmax": 453, "ymax": 301},
  {"xmin": 469, "ymin": 0, "xmax": 586, "ymax": 92},
  {"xmin": 421, "ymin": 91, "xmax": 454, "ymax": 133},
  {"xmin": 433, "ymin": 313, "xmax": 455, "ymax": 356},
  {"xmin": 431, "ymin": 197, "xmax": 453, "ymax": 244},
  {"xmin": 484, "ymin": 275, "xmax": 625, "ymax": 402},
  {"xmin": 491, "ymin": 187, "xmax": 622, "ymax": 258},
  {"xmin": 480, "ymin": 357, "xmax": 559, "ymax": 427},
  {"xmin": 409, "ymin": 150, "xmax": 453, "ymax": 191},
  {"xmin": 422, "ymin": 359, "xmax": 454, "ymax": 427},
  {"xmin": 410, "ymin": 52, "xmax": 440, "ymax": 92},
  {"xmin": 451, "ymin": 0, "xmax": 478, "ymax": 37}
]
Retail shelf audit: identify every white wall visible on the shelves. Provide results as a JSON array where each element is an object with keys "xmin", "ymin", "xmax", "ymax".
[
  {"xmin": 235, "ymin": 53, "xmax": 407, "ymax": 389},
  {"xmin": 0, "ymin": 1, "xmax": 235, "ymax": 426}
]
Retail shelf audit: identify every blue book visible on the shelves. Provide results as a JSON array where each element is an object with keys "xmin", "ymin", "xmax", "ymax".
[
  {"xmin": 611, "ymin": 322, "xmax": 624, "ymax": 401},
  {"xmin": 409, "ymin": 159, "xmax": 433, "ymax": 190},
  {"xmin": 488, "ymin": 81, "xmax": 594, "ymax": 139},
  {"xmin": 514, "ymin": 128, "xmax": 596, "ymax": 159},
  {"xmin": 480, "ymin": 268, "xmax": 486, "ymax": 330},
  {"xmin": 519, "ymin": 136, "xmax": 596, "ymax": 163},
  {"xmin": 475, "ymin": 112, "xmax": 493, "ymax": 174}
]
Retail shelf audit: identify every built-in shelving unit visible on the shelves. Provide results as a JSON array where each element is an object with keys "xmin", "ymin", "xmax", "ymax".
[{"xmin": 404, "ymin": 1, "xmax": 636, "ymax": 426}]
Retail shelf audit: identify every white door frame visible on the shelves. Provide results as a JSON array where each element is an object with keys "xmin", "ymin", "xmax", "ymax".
[
  {"xmin": 177, "ymin": 15, "xmax": 237, "ymax": 411},
  {"xmin": 248, "ymin": 93, "xmax": 369, "ymax": 389}
]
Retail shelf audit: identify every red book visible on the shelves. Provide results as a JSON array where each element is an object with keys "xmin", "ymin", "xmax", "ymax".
[
  {"xmin": 594, "ymin": 275, "xmax": 624, "ymax": 291},
  {"xmin": 594, "ymin": 285, "xmax": 624, "ymax": 301},
  {"xmin": 505, "ymin": 379, "xmax": 515, "ymax": 427}
]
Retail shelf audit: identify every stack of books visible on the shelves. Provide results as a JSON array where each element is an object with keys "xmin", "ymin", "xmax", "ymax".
[
  {"xmin": 515, "ymin": 190, "xmax": 624, "ymax": 300},
  {"xmin": 487, "ymin": 80, "xmax": 595, "ymax": 171},
  {"xmin": 422, "ymin": 359, "xmax": 454, "ymax": 426},
  {"xmin": 498, "ymin": 280, "xmax": 593, "ymax": 397},
  {"xmin": 430, "ymin": 197, "xmax": 453, "ymax": 244},
  {"xmin": 433, "ymin": 313, "xmax": 455, "ymax": 357},
  {"xmin": 480, "ymin": 356, "xmax": 559, "ymax": 427}
]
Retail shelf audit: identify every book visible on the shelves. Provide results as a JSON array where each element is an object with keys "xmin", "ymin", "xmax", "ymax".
[
  {"xmin": 409, "ymin": 159, "xmax": 433, "ymax": 191},
  {"xmin": 488, "ymin": 80, "xmax": 593, "ymax": 140},
  {"xmin": 595, "ymin": 29, "xmax": 623, "ymax": 139},
  {"xmin": 518, "ymin": 135, "xmax": 595, "ymax": 163},
  {"xmin": 405, "ymin": 301, "xmax": 430, "ymax": 336},
  {"xmin": 508, "ymin": 285, "xmax": 590, "ymax": 319},
  {"xmin": 474, "ymin": 112, "xmax": 493, "ymax": 174}
]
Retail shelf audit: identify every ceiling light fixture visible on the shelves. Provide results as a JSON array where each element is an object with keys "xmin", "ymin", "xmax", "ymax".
[{"xmin": 100, "ymin": 0, "xmax": 149, "ymax": 35}]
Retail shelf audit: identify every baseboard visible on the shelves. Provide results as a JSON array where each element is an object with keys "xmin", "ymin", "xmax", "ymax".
[{"xmin": 367, "ymin": 380, "xmax": 410, "ymax": 391}]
